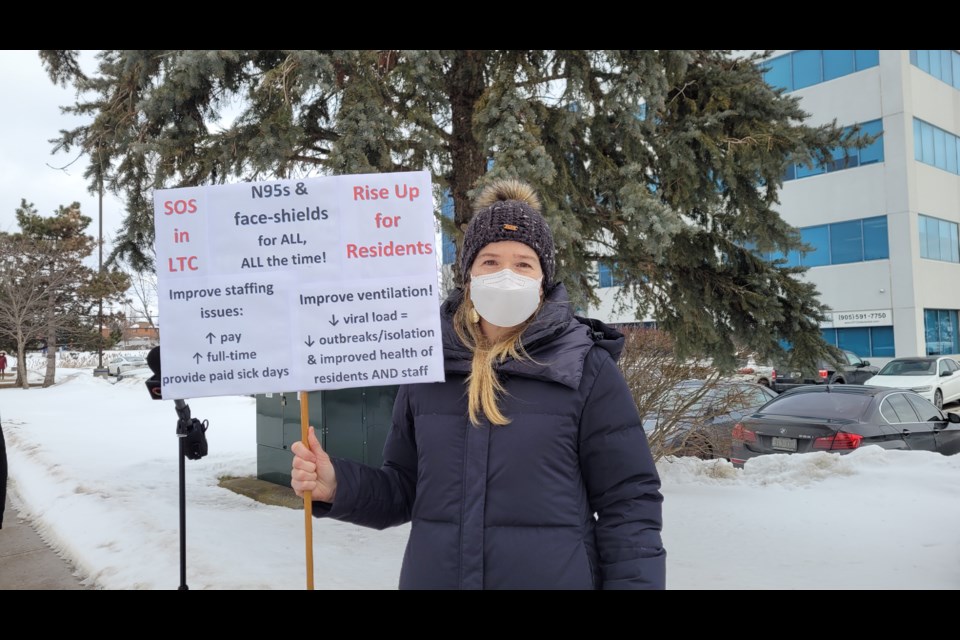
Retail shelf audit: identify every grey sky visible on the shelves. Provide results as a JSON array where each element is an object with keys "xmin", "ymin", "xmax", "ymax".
[{"xmin": 0, "ymin": 50, "xmax": 125, "ymax": 250}]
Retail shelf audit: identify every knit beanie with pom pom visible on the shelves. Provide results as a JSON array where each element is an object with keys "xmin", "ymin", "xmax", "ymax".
[{"xmin": 460, "ymin": 178, "xmax": 556, "ymax": 287}]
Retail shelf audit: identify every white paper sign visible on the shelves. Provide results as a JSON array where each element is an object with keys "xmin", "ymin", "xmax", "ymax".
[{"xmin": 154, "ymin": 171, "xmax": 443, "ymax": 399}]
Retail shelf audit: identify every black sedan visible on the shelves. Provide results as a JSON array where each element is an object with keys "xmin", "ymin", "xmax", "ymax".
[
  {"xmin": 643, "ymin": 380, "xmax": 778, "ymax": 459},
  {"xmin": 730, "ymin": 385, "xmax": 960, "ymax": 466}
]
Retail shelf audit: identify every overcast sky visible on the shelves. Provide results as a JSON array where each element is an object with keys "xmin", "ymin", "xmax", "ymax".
[{"xmin": 0, "ymin": 50, "xmax": 126, "ymax": 248}]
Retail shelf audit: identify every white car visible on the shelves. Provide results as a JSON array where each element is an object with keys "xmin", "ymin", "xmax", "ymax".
[
  {"xmin": 863, "ymin": 356, "xmax": 960, "ymax": 410},
  {"xmin": 107, "ymin": 355, "xmax": 148, "ymax": 376}
]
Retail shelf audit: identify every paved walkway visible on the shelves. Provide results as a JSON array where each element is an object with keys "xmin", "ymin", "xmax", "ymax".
[{"xmin": 0, "ymin": 490, "xmax": 89, "ymax": 590}]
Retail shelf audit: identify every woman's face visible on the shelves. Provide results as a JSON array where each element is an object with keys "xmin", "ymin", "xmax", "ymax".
[{"xmin": 470, "ymin": 240, "xmax": 542, "ymax": 280}]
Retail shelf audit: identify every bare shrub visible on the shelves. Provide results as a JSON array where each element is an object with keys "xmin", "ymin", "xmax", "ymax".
[{"xmin": 618, "ymin": 328, "xmax": 742, "ymax": 462}]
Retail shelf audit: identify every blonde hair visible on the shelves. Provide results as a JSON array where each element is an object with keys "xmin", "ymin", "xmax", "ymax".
[{"xmin": 453, "ymin": 287, "xmax": 541, "ymax": 426}]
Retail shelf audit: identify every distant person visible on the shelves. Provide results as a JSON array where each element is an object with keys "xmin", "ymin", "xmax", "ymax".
[
  {"xmin": 0, "ymin": 351, "xmax": 7, "ymax": 380},
  {"xmin": 291, "ymin": 178, "xmax": 665, "ymax": 589}
]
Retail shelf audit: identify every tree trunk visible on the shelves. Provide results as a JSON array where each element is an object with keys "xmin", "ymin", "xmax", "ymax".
[
  {"xmin": 445, "ymin": 50, "xmax": 488, "ymax": 285},
  {"xmin": 43, "ymin": 319, "xmax": 57, "ymax": 388},
  {"xmin": 16, "ymin": 343, "xmax": 28, "ymax": 389}
]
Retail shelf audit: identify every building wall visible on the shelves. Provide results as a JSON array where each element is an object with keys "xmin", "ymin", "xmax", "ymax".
[
  {"xmin": 741, "ymin": 50, "xmax": 960, "ymax": 363},
  {"xmin": 445, "ymin": 52, "xmax": 960, "ymax": 360},
  {"xmin": 590, "ymin": 286, "xmax": 650, "ymax": 325}
]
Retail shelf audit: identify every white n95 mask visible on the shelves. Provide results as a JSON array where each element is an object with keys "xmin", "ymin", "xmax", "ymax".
[{"xmin": 470, "ymin": 269, "xmax": 543, "ymax": 328}]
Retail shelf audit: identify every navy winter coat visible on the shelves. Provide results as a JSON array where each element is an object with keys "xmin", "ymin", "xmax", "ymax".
[{"xmin": 314, "ymin": 284, "xmax": 666, "ymax": 589}]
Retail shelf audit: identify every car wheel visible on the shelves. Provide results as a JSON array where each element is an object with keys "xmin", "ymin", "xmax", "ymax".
[
  {"xmin": 758, "ymin": 378, "xmax": 770, "ymax": 388},
  {"xmin": 935, "ymin": 389, "xmax": 944, "ymax": 410}
]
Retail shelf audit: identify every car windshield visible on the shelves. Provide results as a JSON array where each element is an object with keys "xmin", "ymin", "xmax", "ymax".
[
  {"xmin": 877, "ymin": 360, "xmax": 936, "ymax": 376},
  {"xmin": 761, "ymin": 392, "xmax": 872, "ymax": 419}
]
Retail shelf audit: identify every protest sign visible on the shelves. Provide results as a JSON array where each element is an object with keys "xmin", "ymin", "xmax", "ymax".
[{"xmin": 154, "ymin": 171, "xmax": 443, "ymax": 399}]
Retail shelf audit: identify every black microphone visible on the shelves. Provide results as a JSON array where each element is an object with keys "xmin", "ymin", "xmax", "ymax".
[{"xmin": 145, "ymin": 346, "xmax": 163, "ymax": 399}]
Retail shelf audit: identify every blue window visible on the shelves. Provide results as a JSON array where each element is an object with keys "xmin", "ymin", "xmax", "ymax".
[
  {"xmin": 440, "ymin": 189, "xmax": 456, "ymax": 265},
  {"xmin": 871, "ymin": 327, "xmax": 895, "ymax": 357},
  {"xmin": 785, "ymin": 119, "xmax": 884, "ymax": 181},
  {"xmin": 947, "ymin": 134, "xmax": 958, "ymax": 174},
  {"xmin": 792, "ymin": 50, "xmax": 822, "ymax": 90},
  {"xmin": 914, "ymin": 118, "xmax": 923, "ymax": 161},
  {"xmin": 766, "ymin": 248, "xmax": 800, "ymax": 267},
  {"xmin": 763, "ymin": 54, "xmax": 792, "ymax": 91},
  {"xmin": 915, "ymin": 118, "xmax": 960, "ymax": 176},
  {"xmin": 837, "ymin": 327, "xmax": 870, "ymax": 357},
  {"xmin": 922, "ymin": 215, "xmax": 938, "ymax": 259},
  {"xmin": 800, "ymin": 226, "xmax": 830, "ymax": 267},
  {"xmin": 934, "ymin": 127, "xmax": 948, "ymax": 169},
  {"xmin": 765, "ymin": 217, "xmax": 887, "ymax": 268},
  {"xmin": 821, "ymin": 329, "xmax": 837, "ymax": 346},
  {"xmin": 941, "ymin": 219, "xmax": 954, "ymax": 261},
  {"xmin": 822, "ymin": 326, "xmax": 895, "ymax": 358},
  {"xmin": 830, "ymin": 220, "xmax": 863, "ymax": 264},
  {"xmin": 863, "ymin": 216, "xmax": 889, "ymax": 260},
  {"xmin": 823, "ymin": 50, "xmax": 855, "ymax": 81},
  {"xmin": 911, "ymin": 50, "xmax": 960, "ymax": 89},
  {"xmin": 954, "ymin": 51, "xmax": 960, "ymax": 89},
  {"xmin": 920, "ymin": 119, "xmax": 936, "ymax": 165},
  {"xmin": 783, "ymin": 162, "xmax": 796, "ymax": 181},
  {"xmin": 855, "ymin": 50, "xmax": 879, "ymax": 70},
  {"xmin": 924, "ymin": 309, "xmax": 960, "ymax": 355},
  {"xmin": 919, "ymin": 215, "xmax": 960, "ymax": 263},
  {"xmin": 795, "ymin": 158, "xmax": 825, "ymax": 179},
  {"xmin": 779, "ymin": 217, "xmax": 889, "ymax": 268},
  {"xmin": 598, "ymin": 261, "xmax": 622, "ymax": 288},
  {"xmin": 763, "ymin": 50, "xmax": 878, "ymax": 93},
  {"xmin": 827, "ymin": 144, "xmax": 857, "ymax": 172},
  {"xmin": 930, "ymin": 49, "xmax": 942, "ymax": 79},
  {"xmin": 857, "ymin": 120, "xmax": 884, "ymax": 165}
]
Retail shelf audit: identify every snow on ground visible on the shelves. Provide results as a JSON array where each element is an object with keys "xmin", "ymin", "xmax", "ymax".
[{"xmin": 3, "ymin": 364, "xmax": 960, "ymax": 589}]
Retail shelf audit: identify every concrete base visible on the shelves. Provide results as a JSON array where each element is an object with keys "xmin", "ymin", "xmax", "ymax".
[{"xmin": 219, "ymin": 475, "xmax": 303, "ymax": 510}]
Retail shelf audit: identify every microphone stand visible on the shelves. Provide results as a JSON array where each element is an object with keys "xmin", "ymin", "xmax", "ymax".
[
  {"xmin": 174, "ymin": 399, "xmax": 193, "ymax": 591},
  {"xmin": 146, "ymin": 348, "xmax": 207, "ymax": 590}
]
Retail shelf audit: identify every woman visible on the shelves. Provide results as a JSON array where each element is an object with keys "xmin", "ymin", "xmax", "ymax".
[{"xmin": 292, "ymin": 179, "xmax": 665, "ymax": 589}]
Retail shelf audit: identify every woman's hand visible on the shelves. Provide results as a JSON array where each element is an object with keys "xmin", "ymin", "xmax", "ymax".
[{"xmin": 291, "ymin": 426, "xmax": 338, "ymax": 503}]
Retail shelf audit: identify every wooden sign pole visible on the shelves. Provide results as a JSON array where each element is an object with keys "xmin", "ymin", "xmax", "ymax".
[{"xmin": 300, "ymin": 391, "xmax": 315, "ymax": 590}]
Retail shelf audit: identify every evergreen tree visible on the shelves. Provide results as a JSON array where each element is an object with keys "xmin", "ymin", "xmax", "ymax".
[{"xmin": 41, "ymin": 50, "xmax": 862, "ymax": 369}]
